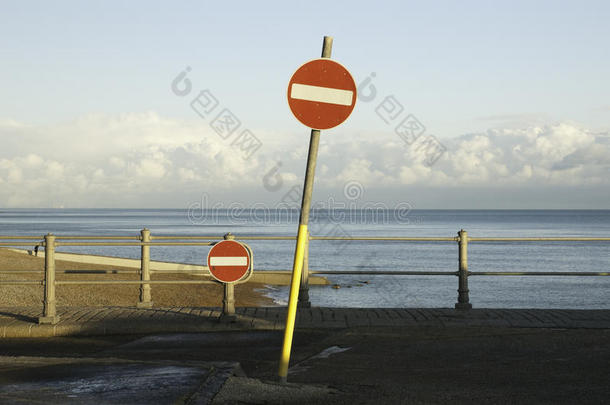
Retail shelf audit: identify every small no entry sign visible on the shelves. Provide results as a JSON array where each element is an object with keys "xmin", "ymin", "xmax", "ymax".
[
  {"xmin": 207, "ymin": 240, "xmax": 252, "ymax": 283},
  {"xmin": 287, "ymin": 58, "xmax": 357, "ymax": 130}
]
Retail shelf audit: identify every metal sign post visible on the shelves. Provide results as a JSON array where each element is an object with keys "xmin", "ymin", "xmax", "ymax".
[
  {"xmin": 207, "ymin": 233, "xmax": 253, "ymax": 322},
  {"xmin": 278, "ymin": 36, "xmax": 334, "ymax": 383}
]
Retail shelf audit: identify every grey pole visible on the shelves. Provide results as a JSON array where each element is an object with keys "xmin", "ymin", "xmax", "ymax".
[
  {"xmin": 279, "ymin": 36, "xmax": 333, "ymax": 383},
  {"xmin": 296, "ymin": 36, "xmax": 332, "ymax": 227},
  {"xmin": 455, "ymin": 229, "xmax": 472, "ymax": 309},
  {"xmin": 297, "ymin": 36, "xmax": 332, "ymax": 228},
  {"xmin": 39, "ymin": 233, "xmax": 60, "ymax": 324},
  {"xmin": 137, "ymin": 228, "xmax": 153, "ymax": 308},
  {"xmin": 221, "ymin": 283, "xmax": 236, "ymax": 320},
  {"xmin": 220, "ymin": 232, "xmax": 237, "ymax": 322}
]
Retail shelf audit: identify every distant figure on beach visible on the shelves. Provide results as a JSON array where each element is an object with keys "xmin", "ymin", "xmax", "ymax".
[{"xmin": 34, "ymin": 245, "xmax": 39, "ymax": 256}]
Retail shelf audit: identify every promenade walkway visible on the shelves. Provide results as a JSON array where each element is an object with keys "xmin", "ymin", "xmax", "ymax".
[{"xmin": 1, "ymin": 306, "xmax": 609, "ymax": 337}]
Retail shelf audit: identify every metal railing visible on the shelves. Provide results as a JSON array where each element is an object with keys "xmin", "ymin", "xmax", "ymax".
[{"xmin": 1, "ymin": 229, "xmax": 609, "ymax": 324}]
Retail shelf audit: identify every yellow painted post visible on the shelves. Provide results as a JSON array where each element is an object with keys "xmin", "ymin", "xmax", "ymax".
[
  {"xmin": 39, "ymin": 233, "xmax": 60, "ymax": 324},
  {"xmin": 279, "ymin": 224, "xmax": 309, "ymax": 381},
  {"xmin": 279, "ymin": 35, "xmax": 333, "ymax": 383},
  {"xmin": 137, "ymin": 228, "xmax": 153, "ymax": 308},
  {"xmin": 298, "ymin": 230, "xmax": 311, "ymax": 308}
]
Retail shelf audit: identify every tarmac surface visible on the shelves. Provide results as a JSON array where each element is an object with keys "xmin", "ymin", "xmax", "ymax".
[
  {"xmin": 1, "ymin": 306, "xmax": 609, "ymax": 403},
  {"xmin": 2, "ymin": 306, "xmax": 610, "ymax": 337}
]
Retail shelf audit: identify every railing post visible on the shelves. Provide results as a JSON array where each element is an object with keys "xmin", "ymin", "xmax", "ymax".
[
  {"xmin": 298, "ymin": 230, "xmax": 311, "ymax": 308},
  {"xmin": 39, "ymin": 233, "xmax": 60, "ymax": 324},
  {"xmin": 455, "ymin": 229, "xmax": 472, "ymax": 310},
  {"xmin": 137, "ymin": 228, "xmax": 153, "ymax": 308},
  {"xmin": 220, "ymin": 232, "xmax": 237, "ymax": 322}
]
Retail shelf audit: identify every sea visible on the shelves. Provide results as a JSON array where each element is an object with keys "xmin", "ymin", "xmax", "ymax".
[{"xmin": 1, "ymin": 209, "xmax": 609, "ymax": 309}]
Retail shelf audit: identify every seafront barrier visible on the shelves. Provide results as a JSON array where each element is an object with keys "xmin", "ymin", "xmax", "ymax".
[
  {"xmin": 1, "ymin": 229, "xmax": 609, "ymax": 325},
  {"xmin": 6, "ymin": 248, "xmax": 329, "ymax": 285}
]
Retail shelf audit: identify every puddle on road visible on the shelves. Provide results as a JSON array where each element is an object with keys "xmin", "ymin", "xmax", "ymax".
[{"xmin": 0, "ymin": 361, "xmax": 212, "ymax": 404}]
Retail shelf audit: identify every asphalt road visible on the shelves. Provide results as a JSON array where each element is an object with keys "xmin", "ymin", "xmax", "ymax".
[{"xmin": 1, "ymin": 326, "xmax": 609, "ymax": 404}]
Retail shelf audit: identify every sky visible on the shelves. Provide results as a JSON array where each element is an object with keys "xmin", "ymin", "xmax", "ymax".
[{"xmin": 0, "ymin": 0, "xmax": 609, "ymax": 209}]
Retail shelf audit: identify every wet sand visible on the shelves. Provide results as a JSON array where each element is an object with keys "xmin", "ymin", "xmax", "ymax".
[{"xmin": 0, "ymin": 248, "xmax": 274, "ymax": 308}]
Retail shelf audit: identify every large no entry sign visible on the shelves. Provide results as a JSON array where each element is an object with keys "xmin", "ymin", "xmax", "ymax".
[
  {"xmin": 287, "ymin": 58, "xmax": 357, "ymax": 130},
  {"xmin": 207, "ymin": 240, "xmax": 252, "ymax": 283}
]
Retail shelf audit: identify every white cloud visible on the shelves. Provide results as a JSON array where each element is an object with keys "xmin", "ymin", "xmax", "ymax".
[{"xmin": 0, "ymin": 114, "xmax": 607, "ymax": 207}]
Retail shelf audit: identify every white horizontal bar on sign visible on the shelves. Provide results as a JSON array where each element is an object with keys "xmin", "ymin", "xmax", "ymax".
[
  {"xmin": 290, "ymin": 83, "xmax": 353, "ymax": 106},
  {"xmin": 210, "ymin": 256, "xmax": 248, "ymax": 266}
]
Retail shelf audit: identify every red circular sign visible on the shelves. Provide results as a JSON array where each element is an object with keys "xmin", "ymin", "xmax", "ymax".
[
  {"xmin": 207, "ymin": 240, "xmax": 251, "ymax": 283},
  {"xmin": 287, "ymin": 58, "xmax": 357, "ymax": 130}
]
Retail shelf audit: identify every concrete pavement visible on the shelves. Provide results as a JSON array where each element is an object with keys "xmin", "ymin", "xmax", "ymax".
[
  {"xmin": 1, "ymin": 306, "xmax": 610, "ymax": 338},
  {"xmin": 2, "ymin": 308, "xmax": 610, "ymax": 403},
  {"xmin": 2, "ymin": 325, "xmax": 610, "ymax": 404}
]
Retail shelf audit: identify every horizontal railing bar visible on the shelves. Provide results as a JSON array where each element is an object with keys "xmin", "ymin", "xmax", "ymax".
[
  {"xmin": 310, "ymin": 270, "xmax": 457, "ymax": 275},
  {"xmin": 55, "ymin": 236, "xmax": 141, "ymax": 240},
  {"xmin": 0, "ymin": 271, "xmax": 210, "ymax": 275},
  {"xmin": 3, "ymin": 235, "xmax": 610, "ymax": 243},
  {"xmin": 0, "ymin": 280, "xmax": 44, "ymax": 285},
  {"xmin": 0, "ymin": 270, "xmax": 43, "ymax": 273},
  {"xmin": 2, "ymin": 270, "xmax": 609, "ymax": 277},
  {"xmin": 0, "ymin": 243, "xmax": 44, "ymax": 246},
  {"xmin": 469, "ymin": 237, "xmax": 610, "ymax": 242},
  {"xmin": 55, "ymin": 280, "xmax": 217, "ymax": 285},
  {"xmin": 0, "ymin": 269, "xmax": 333, "ymax": 275},
  {"xmin": 151, "ymin": 270, "xmax": 207, "ymax": 273},
  {"xmin": 151, "ymin": 236, "xmax": 222, "ymax": 240},
  {"xmin": 152, "ymin": 236, "xmax": 296, "ymax": 240},
  {"xmin": 55, "ymin": 242, "xmax": 214, "ymax": 246},
  {"xmin": 4, "ymin": 272, "xmax": 610, "ymax": 284},
  {"xmin": 0, "ymin": 236, "xmax": 43, "ymax": 240},
  {"xmin": 4, "ymin": 270, "xmax": 608, "ymax": 277},
  {"xmin": 0, "ymin": 270, "xmax": 140, "ymax": 274},
  {"xmin": 216, "ymin": 236, "xmax": 296, "ymax": 240},
  {"xmin": 60, "ymin": 270, "xmax": 139, "ymax": 274},
  {"xmin": 310, "ymin": 236, "xmax": 458, "ymax": 241},
  {"xmin": 469, "ymin": 271, "xmax": 610, "ymax": 276}
]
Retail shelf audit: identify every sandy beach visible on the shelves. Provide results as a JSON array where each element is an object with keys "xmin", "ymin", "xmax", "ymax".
[{"xmin": 0, "ymin": 248, "xmax": 274, "ymax": 308}]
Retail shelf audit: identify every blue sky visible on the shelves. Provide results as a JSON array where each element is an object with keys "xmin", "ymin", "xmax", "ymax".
[{"xmin": 0, "ymin": 1, "xmax": 609, "ymax": 208}]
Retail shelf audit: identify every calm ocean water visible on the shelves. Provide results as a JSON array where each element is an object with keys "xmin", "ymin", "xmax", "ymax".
[{"xmin": 1, "ymin": 209, "xmax": 609, "ymax": 309}]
